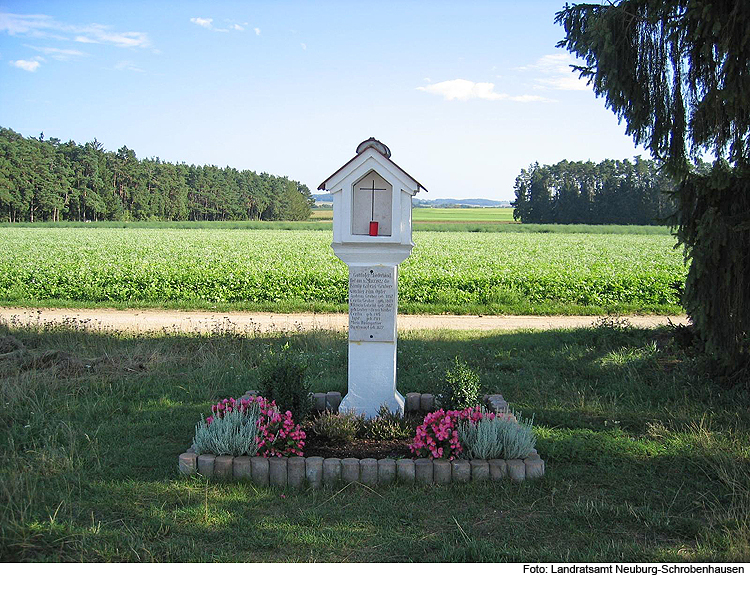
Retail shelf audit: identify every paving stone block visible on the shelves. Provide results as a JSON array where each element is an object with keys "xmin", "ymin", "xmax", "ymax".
[
  {"xmin": 359, "ymin": 458, "xmax": 378, "ymax": 486},
  {"xmin": 526, "ymin": 452, "xmax": 540, "ymax": 461},
  {"xmin": 313, "ymin": 393, "xmax": 327, "ymax": 411},
  {"xmin": 405, "ymin": 392, "xmax": 421, "ymax": 413},
  {"xmin": 197, "ymin": 454, "xmax": 215, "ymax": 478},
  {"xmin": 233, "ymin": 456, "xmax": 252, "ymax": 481},
  {"xmin": 378, "ymin": 459, "xmax": 396, "ymax": 484},
  {"xmin": 251, "ymin": 456, "xmax": 269, "ymax": 486},
  {"xmin": 269, "ymin": 457, "xmax": 288, "ymax": 488},
  {"xmin": 488, "ymin": 459, "xmax": 507, "ymax": 481},
  {"xmin": 326, "ymin": 392, "xmax": 342, "ymax": 411},
  {"xmin": 287, "ymin": 457, "xmax": 305, "ymax": 488},
  {"xmin": 342, "ymin": 458, "xmax": 360, "ymax": 483},
  {"xmin": 420, "ymin": 394, "xmax": 435, "ymax": 412},
  {"xmin": 179, "ymin": 452, "xmax": 198, "ymax": 475},
  {"xmin": 433, "ymin": 460, "xmax": 452, "ymax": 484},
  {"xmin": 452, "ymin": 460, "xmax": 471, "ymax": 483},
  {"xmin": 415, "ymin": 458, "xmax": 434, "ymax": 485},
  {"xmin": 323, "ymin": 458, "xmax": 342, "ymax": 486},
  {"xmin": 470, "ymin": 460, "xmax": 490, "ymax": 481},
  {"xmin": 397, "ymin": 459, "xmax": 415, "ymax": 483},
  {"xmin": 507, "ymin": 459, "xmax": 526, "ymax": 482},
  {"xmin": 525, "ymin": 458, "xmax": 545, "ymax": 479},
  {"xmin": 305, "ymin": 457, "xmax": 324, "ymax": 489},
  {"xmin": 214, "ymin": 455, "xmax": 234, "ymax": 480}
]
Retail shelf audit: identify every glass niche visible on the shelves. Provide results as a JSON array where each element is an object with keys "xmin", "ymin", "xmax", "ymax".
[{"xmin": 352, "ymin": 170, "xmax": 392, "ymax": 236}]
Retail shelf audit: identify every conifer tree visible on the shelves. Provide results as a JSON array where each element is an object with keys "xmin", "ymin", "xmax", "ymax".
[{"xmin": 556, "ymin": 0, "xmax": 750, "ymax": 372}]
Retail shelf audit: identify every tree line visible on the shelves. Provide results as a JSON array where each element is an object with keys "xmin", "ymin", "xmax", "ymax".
[
  {"xmin": 0, "ymin": 127, "xmax": 313, "ymax": 223},
  {"xmin": 511, "ymin": 157, "xmax": 680, "ymax": 225}
]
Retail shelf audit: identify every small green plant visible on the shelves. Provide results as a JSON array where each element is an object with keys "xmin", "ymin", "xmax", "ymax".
[
  {"xmin": 437, "ymin": 357, "xmax": 481, "ymax": 410},
  {"xmin": 312, "ymin": 410, "xmax": 364, "ymax": 442},
  {"xmin": 458, "ymin": 411, "xmax": 536, "ymax": 460},
  {"xmin": 193, "ymin": 402, "xmax": 261, "ymax": 456},
  {"xmin": 366, "ymin": 405, "xmax": 419, "ymax": 440},
  {"xmin": 257, "ymin": 344, "xmax": 312, "ymax": 420}
]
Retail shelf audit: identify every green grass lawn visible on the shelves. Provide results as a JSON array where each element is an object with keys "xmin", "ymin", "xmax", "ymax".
[{"xmin": 1, "ymin": 318, "xmax": 748, "ymax": 562}]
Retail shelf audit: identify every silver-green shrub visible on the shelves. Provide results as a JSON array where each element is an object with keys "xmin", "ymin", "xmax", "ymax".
[
  {"xmin": 458, "ymin": 412, "xmax": 536, "ymax": 460},
  {"xmin": 192, "ymin": 404, "xmax": 260, "ymax": 456}
]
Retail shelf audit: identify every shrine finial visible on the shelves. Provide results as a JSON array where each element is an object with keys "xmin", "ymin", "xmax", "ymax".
[{"xmin": 356, "ymin": 138, "xmax": 391, "ymax": 158}]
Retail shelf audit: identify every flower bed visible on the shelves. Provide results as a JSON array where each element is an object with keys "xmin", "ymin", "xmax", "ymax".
[{"xmin": 178, "ymin": 392, "xmax": 545, "ymax": 487}]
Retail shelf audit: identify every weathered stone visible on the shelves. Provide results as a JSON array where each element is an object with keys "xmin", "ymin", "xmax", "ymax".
[
  {"xmin": 326, "ymin": 391, "xmax": 342, "ymax": 411},
  {"xmin": 433, "ymin": 459, "xmax": 452, "ymax": 484},
  {"xmin": 323, "ymin": 458, "xmax": 342, "ymax": 486},
  {"xmin": 525, "ymin": 458, "xmax": 545, "ymax": 479},
  {"xmin": 197, "ymin": 454, "xmax": 215, "ymax": 478},
  {"xmin": 507, "ymin": 459, "xmax": 526, "ymax": 482},
  {"xmin": 251, "ymin": 456, "xmax": 269, "ymax": 486},
  {"xmin": 179, "ymin": 452, "xmax": 198, "ymax": 475},
  {"xmin": 342, "ymin": 458, "xmax": 360, "ymax": 483},
  {"xmin": 451, "ymin": 459, "xmax": 471, "ymax": 483},
  {"xmin": 526, "ymin": 452, "xmax": 540, "ymax": 461},
  {"xmin": 405, "ymin": 392, "xmax": 421, "ymax": 413},
  {"xmin": 243, "ymin": 390, "xmax": 259, "ymax": 398},
  {"xmin": 470, "ymin": 459, "xmax": 490, "ymax": 481},
  {"xmin": 287, "ymin": 457, "xmax": 306, "ymax": 489},
  {"xmin": 305, "ymin": 457, "xmax": 324, "ymax": 489},
  {"xmin": 269, "ymin": 457, "xmax": 288, "ymax": 488},
  {"xmin": 420, "ymin": 393, "xmax": 435, "ymax": 412},
  {"xmin": 313, "ymin": 393, "xmax": 327, "ymax": 411},
  {"xmin": 415, "ymin": 458, "xmax": 433, "ymax": 485},
  {"xmin": 360, "ymin": 458, "xmax": 378, "ymax": 486},
  {"xmin": 214, "ymin": 455, "xmax": 234, "ymax": 480},
  {"xmin": 233, "ymin": 456, "xmax": 253, "ymax": 481},
  {"xmin": 378, "ymin": 458, "xmax": 396, "ymax": 484},
  {"xmin": 488, "ymin": 459, "xmax": 507, "ymax": 481},
  {"xmin": 396, "ymin": 459, "xmax": 415, "ymax": 483}
]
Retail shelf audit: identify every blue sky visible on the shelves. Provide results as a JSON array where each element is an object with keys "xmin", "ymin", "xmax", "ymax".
[{"xmin": 0, "ymin": 0, "xmax": 647, "ymax": 200}]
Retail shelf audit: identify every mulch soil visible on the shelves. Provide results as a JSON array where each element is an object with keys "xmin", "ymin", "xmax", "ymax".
[{"xmin": 302, "ymin": 432, "xmax": 412, "ymax": 459}]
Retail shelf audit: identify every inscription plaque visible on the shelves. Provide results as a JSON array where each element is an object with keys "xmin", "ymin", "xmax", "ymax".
[{"xmin": 348, "ymin": 266, "xmax": 396, "ymax": 342}]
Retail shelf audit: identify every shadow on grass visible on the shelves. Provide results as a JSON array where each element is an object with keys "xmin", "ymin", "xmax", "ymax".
[{"xmin": 1, "ymin": 321, "xmax": 748, "ymax": 561}]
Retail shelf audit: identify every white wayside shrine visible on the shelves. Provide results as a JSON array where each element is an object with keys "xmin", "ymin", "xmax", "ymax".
[{"xmin": 318, "ymin": 138, "xmax": 426, "ymax": 418}]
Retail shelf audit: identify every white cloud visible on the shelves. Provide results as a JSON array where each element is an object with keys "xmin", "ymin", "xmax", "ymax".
[
  {"xmin": 1, "ymin": 12, "xmax": 150, "ymax": 48},
  {"xmin": 417, "ymin": 79, "xmax": 551, "ymax": 103},
  {"xmin": 10, "ymin": 58, "xmax": 41, "ymax": 72},
  {"xmin": 231, "ymin": 23, "xmax": 244, "ymax": 31},
  {"xmin": 301, "ymin": 42, "xmax": 307, "ymax": 50},
  {"xmin": 518, "ymin": 53, "xmax": 589, "ymax": 91},
  {"xmin": 254, "ymin": 27, "xmax": 261, "ymax": 35},
  {"xmin": 114, "ymin": 60, "xmax": 144, "ymax": 72},
  {"xmin": 25, "ymin": 45, "xmax": 86, "ymax": 60},
  {"xmin": 190, "ymin": 17, "xmax": 213, "ymax": 29}
]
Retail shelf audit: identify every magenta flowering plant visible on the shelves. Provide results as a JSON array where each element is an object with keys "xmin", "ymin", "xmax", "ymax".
[
  {"xmin": 409, "ymin": 406, "xmax": 496, "ymax": 461},
  {"xmin": 247, "ymin": 395, "xmax": 306, "ymax": 457},
  {"xmin": 203, "ymin": 395, "xmax": 305, "ymax": 457}
]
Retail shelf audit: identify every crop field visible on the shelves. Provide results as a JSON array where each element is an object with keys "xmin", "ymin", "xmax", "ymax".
[
  {"xmin": 0, "ymin": 227, "xmax": 687, "ymax": 314},
  {"xmin": 310, "ymin": 207, "xmax": 516, "ymax": 223}
]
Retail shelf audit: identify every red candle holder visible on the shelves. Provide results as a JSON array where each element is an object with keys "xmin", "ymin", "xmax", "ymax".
[{"xmin": 369, "ymin": 221, "xmax": 379, "ymax": 236}]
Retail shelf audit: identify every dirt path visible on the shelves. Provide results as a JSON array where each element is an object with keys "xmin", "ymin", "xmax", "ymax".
[{"xmin": 0, "ymin": 306, "xmax": 689, "ymax": 334}]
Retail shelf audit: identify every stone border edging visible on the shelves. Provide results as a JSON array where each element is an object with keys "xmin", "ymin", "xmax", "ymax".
[{"xmin": 178, "ymin": 392, "xmax": 544, "ymax": 487}]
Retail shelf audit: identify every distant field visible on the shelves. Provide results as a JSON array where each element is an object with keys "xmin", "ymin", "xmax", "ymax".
[
  {"xmin": 310, "ymin": 207, "xmax": 515, "ymax": 222},
  {"xmin": 0, "ymin": 227, "xmax": 687, "ymax": 315}
]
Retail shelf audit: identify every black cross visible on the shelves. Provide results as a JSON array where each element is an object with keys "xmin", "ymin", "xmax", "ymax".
[{"xmin": 360, "ymin": 179, "xmax": 386, "ymax": 221}]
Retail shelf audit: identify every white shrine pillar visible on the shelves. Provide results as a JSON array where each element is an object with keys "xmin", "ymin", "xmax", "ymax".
[{"xmin": 318, "ymin": 138, "xmax": 426, "ymax": 418}]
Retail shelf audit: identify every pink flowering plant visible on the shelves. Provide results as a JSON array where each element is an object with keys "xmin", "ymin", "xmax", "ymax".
[
  {"xmin": 410, "ymin": 406, "xmax": 495, "ymax": 461},
  {"xmin": 197, "ymin": 395, "xmax": 305, "ymax": 457}
]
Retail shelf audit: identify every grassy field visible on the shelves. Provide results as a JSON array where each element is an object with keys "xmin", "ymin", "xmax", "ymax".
[
  {"xmin": 0, "ymin": 227, "xmax": 687, "ymax": 315},
  {"xmin": 1, "ymin": 318, "xmax": 748, "ymax": 562},
  {"xmin": 311, "ymin": 207, "xmax": 517, "ymax": 223}
]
